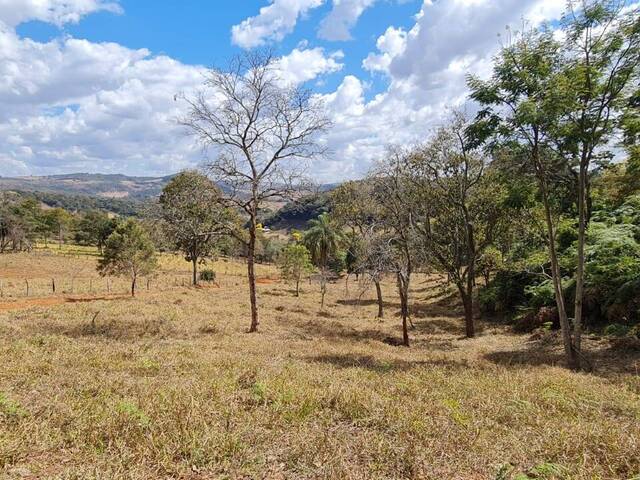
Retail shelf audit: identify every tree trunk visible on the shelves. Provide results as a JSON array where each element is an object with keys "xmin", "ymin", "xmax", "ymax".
[
  {"xmin": 295, "ymin": 279, "xmax": 300, "ymax": 297},
  {"xmin": 397, "ymin": 272, "xmax": 410, "ymax": 347},
  {"xmin": 458, "ymin": 286, "xmax": 475, "ymax": 338},
  {"xmin": 247, "ymin": 218, "xmax": 259, "ymax": 333},
  {"xmin": 192, "ymin": 258, "xmax": 198, "ymax": 286},
  {"xmin": 320, "ymin": 271, "xmax": 327, "ymax": 309},
  {"xmin": 374, "ymin": 279, "xmax": 384, "ymax": 318},
  {"xmin": 573, "ymin": 161, "xmax": 588, "ymax": 368},
  {"xmin": 465, "ymin": 219, "xmax": 476, "ymax": 338},
  {"xmin": 540, "ymin": 176, "xmax": 577, "ymax": 368},
  {"xmin": 58, "ymin": 226, "xmax": 63, "ymax": 248},
  {"xmin": 131, "ymin": 276, "xmax": 136, "ymax": 297}
]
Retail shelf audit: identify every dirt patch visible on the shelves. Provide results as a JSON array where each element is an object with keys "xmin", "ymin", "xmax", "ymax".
[{"xmin": 256, "ymin": 277, "xmax": 279, "ymax": 284}]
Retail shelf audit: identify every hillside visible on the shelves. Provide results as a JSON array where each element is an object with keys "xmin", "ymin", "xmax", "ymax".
[{"xmin": 0, "ymin": 173, "xmax": 174, "ymax": 200}]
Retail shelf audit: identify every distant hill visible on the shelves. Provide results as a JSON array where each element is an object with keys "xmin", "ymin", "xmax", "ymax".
[
  {"xmin": 0, "ymin": 173, "xmax": 175, "ymax": 200},
  {"xmin": 263, "ymin": 192, "xmax": 331, "ymax": 230}
]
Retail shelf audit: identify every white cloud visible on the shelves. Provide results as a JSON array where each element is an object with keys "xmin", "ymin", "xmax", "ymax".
[
  {"xmin": 318, "ymin": 0, "xmax": 376, "ymax": 41},
  {"xmin": 362, "ymin": 26, "xmax": 407, "ymax": 73},
  {"xmin": 0, "ymin": 12, "xmax": 344, "ymax": 177},
  {"xmin": 0, "ymin": 0, "xmax": 572, "ymax": 181},
  {"xmin": 0, "ymin": 0, "xmax": 122, "ymax": 28},
  {"xmin": 231, "ymin": 0, "xmax": 323, "ymax": 49},
  {"xmin": 274, "ymin": 47, "xmax": 343, "ymax": 84},
  {"xmin": 315, "ymin": 0, "xmax": 567, "ymax": 181}
]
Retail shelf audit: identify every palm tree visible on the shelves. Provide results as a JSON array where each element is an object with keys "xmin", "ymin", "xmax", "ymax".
[{"xmin": 303, "ymin": 213, "xmax": 343, "ymax": 308}]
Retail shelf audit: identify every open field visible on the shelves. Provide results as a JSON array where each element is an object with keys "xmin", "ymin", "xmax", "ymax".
[{"xmin": 1, "ymin": 251, "xmax": 639, "ymax": 479}]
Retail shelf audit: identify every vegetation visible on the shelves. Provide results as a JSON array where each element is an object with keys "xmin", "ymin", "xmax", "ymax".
[
  {"xmin": 179, "ymin": 50, "xmax": 330, "ymax": 332},
  {"xmin": 277, "ymin": 243, "xmax": 314, "ymax": 296},
  {"xmin": 97, "ymin": 219, "xmax": 158, "ymax": 297},
  {"xmin": 159, "ymin": 171, "xmax": 231, "ymax": 285},
  {"xmin": 1, "ymin": 1, "xmax": 640, "ymax": 476}
]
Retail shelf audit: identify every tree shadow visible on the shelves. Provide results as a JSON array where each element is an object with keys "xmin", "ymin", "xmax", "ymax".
[
  {"xmin": 483, "ymin": 333, "xmax": 640, "ymax": 376},
  {"xmin": 336, "ymin": 298, "xmax": 400, "ymax": 308},
  {"xmin": 307, "ymin": 353, "xmax": 469, "ymax": 373}
]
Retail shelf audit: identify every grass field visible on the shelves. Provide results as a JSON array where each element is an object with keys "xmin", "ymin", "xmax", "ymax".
[{"xmin": 0, "ymin": 250, "xmax": 639, "ymax": 479}]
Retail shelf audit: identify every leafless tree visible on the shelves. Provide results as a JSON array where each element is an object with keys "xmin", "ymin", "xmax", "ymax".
[
  {"xmin": 369, "ymin": 148, "xmax": 418, "ymax": 346},
  {"xmin": 179, "ymin": 50, "xmax": 330, "ymax": 332}
]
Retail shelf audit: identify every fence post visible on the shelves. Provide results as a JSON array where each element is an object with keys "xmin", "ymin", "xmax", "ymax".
[
  {"xmin": 25, "ymin": 279, "xmax": 29, "ymax": 297},
  {"xmin": 147, "ymin": 278, "xmax": 150, "ymax": 291},
  {"xmin": 52, "ymin": 278, "xmax": 56, "ymax": 294}
]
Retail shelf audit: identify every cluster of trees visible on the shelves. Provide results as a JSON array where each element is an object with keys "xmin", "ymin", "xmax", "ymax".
[
  {"xmin": 322, "ymin": 1, "xmax": 639, "ymax": 368},
  {"xmin": 1, "ymin": 1, "xmax": 637, "ymax": 372},
  {"xmin": 168, "ymin": 0, "xmax": 638, "ymax": 370},
  {"xmin": 0, "ymin": 193, "xmax": 99, "ymax": 252}
]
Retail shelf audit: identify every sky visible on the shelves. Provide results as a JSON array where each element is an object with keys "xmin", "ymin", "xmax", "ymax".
[{"xmin": 0, "ymin": 0, "xmax": 571, "ymax": 182}]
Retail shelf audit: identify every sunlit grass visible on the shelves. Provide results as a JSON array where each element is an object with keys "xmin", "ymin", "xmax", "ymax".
[{"xmin": 0, "ymin": 253, "xmax": 638, "ymax": 479}]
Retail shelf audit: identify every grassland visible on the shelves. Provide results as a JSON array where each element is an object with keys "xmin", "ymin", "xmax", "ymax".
[{"xmin": 0, "ymin": 250, "xmax": 639, "ymax": 479}]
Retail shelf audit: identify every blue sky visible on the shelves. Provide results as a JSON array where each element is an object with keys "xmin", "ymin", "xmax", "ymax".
[
  {"xmin": 16, "ymin": 1, "xmax": 421, "ymax": 99},
  {"xmin": 0, "ymin": 0, "xmax": 572, "ymax": 181}
]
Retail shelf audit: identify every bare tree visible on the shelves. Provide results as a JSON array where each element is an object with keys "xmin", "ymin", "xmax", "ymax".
[
  {"xmin": 370, "ymin": 148, "xmax": 417, "ymax": 346},
  {"xmin": 179, "ymin": 51, "xmax": 330, "ymax": 332},
  {"xmin": 331, "ymin": 180, "xmax": 387, "ymax": 318}
]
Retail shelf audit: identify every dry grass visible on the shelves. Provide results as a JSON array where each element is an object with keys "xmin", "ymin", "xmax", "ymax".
[{"xmin": 0, "ymin": 253, "xmax": 639, "ymax": 479}]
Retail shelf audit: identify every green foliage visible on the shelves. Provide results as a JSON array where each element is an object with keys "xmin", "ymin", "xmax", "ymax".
[
  {"xmin": 303, "ymin": 213, "xmax": 344, "ymax": 269},
  {"xmin": 277, "ymin": 243, "xmax": 314, "ymax": 295},
  {"xmin": 256, "ymin": 235, "xmax": 286, "ymax": 263},
  {"xmin": 263, "ymin": 192, "xmax": 330, "ymax": 230},
  {"xmin": 97, "ymin": 219, "xmax": 158, "ymax": 294},
  {"xmin": 0, "ymin": 392, "xmax": 28, "ymax": 419},
  {"xmin": 199, "ymin": 269, "xmax": 216, "ymax": 282},
  {"xmin": 75, "ymin": 210, "xmax": 118, "ymax": 251},
  {"xmin": 159, "ymin": 170, "xmax": 231, "ymax": 269},
  {"xmin": 327, "ymin": 249, "xmax": 347, "ymax": 275}
]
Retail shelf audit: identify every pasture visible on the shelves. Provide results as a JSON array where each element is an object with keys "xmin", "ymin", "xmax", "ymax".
[{"xmin": 0, "ymin": 250, "xmax": 639, "ymax": 479}]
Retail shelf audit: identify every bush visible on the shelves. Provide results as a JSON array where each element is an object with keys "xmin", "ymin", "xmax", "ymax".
[
  {"xmin": 603, "ymin": 323, "xmax": 630, "ymax": 337},
  {"xmin": 478, "ymin": 270, "xmax": 540, "ymax": 315},
  {"xmin": 199, "ymin": 269, "xmax": 216, "ymax": 282}
]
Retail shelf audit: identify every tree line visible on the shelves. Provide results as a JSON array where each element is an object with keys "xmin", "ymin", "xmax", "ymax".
[{"xmin": 173, "ymin": 0, "xmax": 639, "ymax": 370}]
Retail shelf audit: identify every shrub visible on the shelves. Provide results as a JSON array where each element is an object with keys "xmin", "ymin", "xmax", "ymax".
[
  {"xmin": 199, "ymin": 269, "xmax": 216, "ymax": 282},
  {"xmin": 603, "ymin": 323, "xmax": 630, "ymax": 337}
]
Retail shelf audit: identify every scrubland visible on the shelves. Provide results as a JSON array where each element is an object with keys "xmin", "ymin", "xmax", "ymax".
[{"xmin": 0, "ymin": 251, "xmax": 639, "ymax": 479}]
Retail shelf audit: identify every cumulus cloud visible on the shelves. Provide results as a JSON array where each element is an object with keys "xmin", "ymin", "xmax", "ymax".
[
  {"xmin": 0, "ymin": 0, "xmax": 122, "ymax": 28},
  {"xmin": 231, "ymin": 0, "xmax": 323, "ymax": 49},
  {"xmin": 0, "ymin": 0, "xmax": 572, "ymax": 181},
  {"xmin": 274, "ymin": 47, "xmax": 344, "ymax": 84},
  {"xmin": 362, "ymin": 26, "xmax": 407, "ymax": 74},
  {"xmin": 315, "ymin": 0, "xmax": 567, "ymax": 181},
  {"xmin": 318, "ymin": 0, "xmax": 376, "ymax": 41},
  {"xmin": 0, "ymin": 5, "xmax": 345, "ymax": 177}
]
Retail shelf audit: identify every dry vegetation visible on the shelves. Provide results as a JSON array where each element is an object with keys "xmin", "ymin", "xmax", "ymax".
[{"xmin": 1, "ymin": 251, "xmax": 639, "ymax": 479}]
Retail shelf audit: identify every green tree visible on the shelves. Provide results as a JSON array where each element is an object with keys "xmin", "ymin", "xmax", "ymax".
[
  {"xmin": 75, "ymin": 210, "xmax": 117, "ymax": 253},
  {"xmin": 331, "ymin": 180, "xmax": 387, "ymax": 317},
  {"xmin": 467, "ymin": 26, "xmax": 580, "ymax": 365},
  {"xmin": 159, "ymin": 170, "xmax": 231, "ymax": 285},
  {"xmin": 278, "ymin": 243, "xmax": 314, "ymax": 296},
  {"xmin": 408, "ymin": 112, "xmax": 504, "ymax": 338},
  {"xmin": 41, "ymin": 208, "xmax": 73, "ymax": 248},
  {"xmin": 303, "ymin": 213, "xmax": 344, "ymax": 308},
  {"xmin": 553, "ymin": 0, "xmax": 640, "ymax": 366},
  {"xmin": 97, "ymin": 219, "xmax": 158, "ymax": 297}
]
